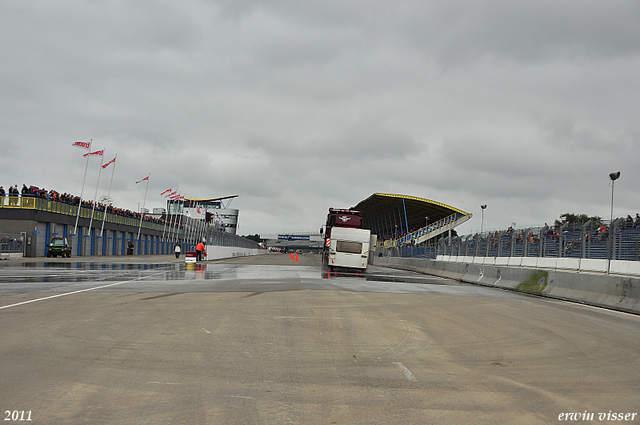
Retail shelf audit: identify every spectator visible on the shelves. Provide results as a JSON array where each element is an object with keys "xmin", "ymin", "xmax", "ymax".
[
  {"xmin": 565, "ymin": 238, "xmax": 579, "ymax": 255},
  {"xmin": 626, "ymin": 215, "xmax": 634, "ymax": 228},
  {"xmin": 8, "ymin": 185, "xmax": 19, "ymax": 206},
  {"xmin": 598, "ymin": 224, "xmax": 608, "ymax": 241},
  {"xmin": 635, "ymin": 213, "xmax": 640, "ymax": 228}
]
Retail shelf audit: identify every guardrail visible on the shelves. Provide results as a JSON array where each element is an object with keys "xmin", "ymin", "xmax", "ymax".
[
  {"xmin": 0, "ymin": 234, "xmax": 24, "ymax": 259},
  {"xmin": 0, "ymin": 195, "xmax": 182, "ymax": 234},
  {"xmin": 0, "ymin": 195, "xmax": 260, "ymax": 253}
]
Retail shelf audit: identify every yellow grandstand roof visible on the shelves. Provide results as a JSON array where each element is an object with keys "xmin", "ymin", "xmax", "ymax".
[{"xmin": 352, "ymin": 193, "xmax": 470, "ymax": 234}]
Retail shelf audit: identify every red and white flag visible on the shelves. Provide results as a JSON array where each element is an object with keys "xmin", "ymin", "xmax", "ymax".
[
  {"xmin": 72, "ymin": 141, "xmax": 91, "ymax": 149},
  {"xmin": 136, "ymin": 175, "xmax": 150, "ymax": 184},
  {"xmin": 83, "ymin": 149, "xmax": 104, "ymax": 157},
  {"xmin": 169, "ymin": 192, "xmax": 181, "ymax": 199},
  {"xmin": 160, "ymin": 188, "xmax": 172, "ymax": 196},
  {"xmin": 101, "ymin": 157, "xmax": 116, "ymax": 169}
]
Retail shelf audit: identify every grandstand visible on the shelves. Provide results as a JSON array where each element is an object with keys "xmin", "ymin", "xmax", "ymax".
[{"xmin": 352, "ymin": 193, "xmax": 472, "ymax": 247}]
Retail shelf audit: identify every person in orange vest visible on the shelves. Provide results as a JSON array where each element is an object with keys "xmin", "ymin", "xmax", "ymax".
[{"xmin": 195, "ymin": 241, "xmax": 206, "ymax": 261}]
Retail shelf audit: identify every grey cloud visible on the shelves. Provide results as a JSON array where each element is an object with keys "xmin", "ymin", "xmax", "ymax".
[{"xmin": 2, "ymin": 0, "xmax": 640, "ymax": 235}]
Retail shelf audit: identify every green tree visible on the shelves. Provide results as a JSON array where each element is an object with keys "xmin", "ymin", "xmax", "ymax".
[
  {"xmin": 242, "ymin": 234, "xmax": 262, "ymax": 243},
  {"xmin": 559, "ymin": 213, "xmax": 601, "ymax": 224}
]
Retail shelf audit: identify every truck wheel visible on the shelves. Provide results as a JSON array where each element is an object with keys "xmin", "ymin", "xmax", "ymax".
[{"xmin": 47, "ymin": 252, "xmax": 51, "ymax": 258}]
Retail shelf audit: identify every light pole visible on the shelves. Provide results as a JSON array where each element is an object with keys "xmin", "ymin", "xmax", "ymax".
[
  {"xmin": 608, "ymin": 172, "xmax": 620, "ymax": 275},
  {"xmin": 480, "ymin": 205, "xmax": 487, "ymax": 234},
  {"xmin": 609, "ymin": 171, "xmax": 620, "ymax": 223}
]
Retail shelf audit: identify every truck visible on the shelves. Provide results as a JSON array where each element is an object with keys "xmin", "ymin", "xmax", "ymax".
[
  {"xmin": 47, "ymin": 236, "xmax": 71, "ymax": 258},
  {"xmin": 321, "ymin": 208, "xmax": 371, "ymax": 273}
]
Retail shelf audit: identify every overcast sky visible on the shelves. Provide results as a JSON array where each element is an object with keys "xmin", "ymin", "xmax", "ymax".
[{"xmin": 2, "ymin": 1, "xmax": 639, "ymax": 236}]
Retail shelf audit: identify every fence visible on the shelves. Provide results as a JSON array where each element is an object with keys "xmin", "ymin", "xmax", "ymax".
[
  {"xmin": 0, "ymin": 195, "xmax": 260, "ymax": 256},
  {"xmin": 0, "ymin": 234, "xmax": 24, "ymax": 258},
  {"xmin": 434, "ymin": 218, "xmax": 640, "ymax": 262},
  {"xmin": 378, "ymin": 245, "xmax": 437, "ymax": 259}
]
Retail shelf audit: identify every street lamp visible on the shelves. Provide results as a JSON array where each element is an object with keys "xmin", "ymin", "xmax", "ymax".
[
  {"xmin": 609, "ymin": 171, "xmax": 620, "ymax": 223},
  {"xmin": 480, "ymin": 205, "xmax": 487, "ymax": 234},
  {"xmin": 608, "ymin": 172, "xmax": 620, "ymax": 275}
]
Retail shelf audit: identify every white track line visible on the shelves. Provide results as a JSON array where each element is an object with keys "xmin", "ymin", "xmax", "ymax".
[
  {"xmin": 393, "ymin": 362, "xmax": 417, "ymax": 381},
  {"xmin": 0, "ymin": 271, "xmax": 166, "ymax": 311}
]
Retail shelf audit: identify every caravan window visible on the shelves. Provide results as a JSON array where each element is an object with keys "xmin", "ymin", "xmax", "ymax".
[{"xmin": 336, "ymin": 241, "xmax": 362, "ymax": 254}]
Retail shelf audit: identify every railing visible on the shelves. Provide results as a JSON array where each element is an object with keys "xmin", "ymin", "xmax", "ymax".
[
  {"xmin": 384, "ymin": 212, "xmax": 468, "ymax": 247},
  {"xmin": 435, "ymin": 218, "xmax": 640, "ymax": 262},
  {"xmin": 0, "ymin": 195, "xmax": 183, "ymax": 234},
  {"xmin": 378, "ymin": 246, "xmax": 436, "ymax": 259},
  {"xmin": 0, "ymin": 195, "xmax": 261, "ymax": 251},
  {"xmin": 0, "ymin": 234, "xmax": 24, "ymax": 258}
]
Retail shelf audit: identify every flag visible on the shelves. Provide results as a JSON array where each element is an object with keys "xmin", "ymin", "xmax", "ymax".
[
  {"xmin": 169, "ymin": 192, "xmax": 181, "ymax": 199},
  {"xmin": 136, "ymin": 176, "xmax": 149, "ymax": 184},
  {"xmin": 72, "ymin": 141, "xmax": 91, "ymax": 149},
  {"xmin": 160, "ymin": 188, "xmax": 172, "ymax": 196},
  {"xmin": 101, "ymin": 157, "xmax": 116, "ymax": 169},
  {"xmin": 83, "ymin": 149, "xmax": 104, "ymax": 157},
  {"xmin": 167, "ymin": 190, "xmax": 177, "ymax": 197}
]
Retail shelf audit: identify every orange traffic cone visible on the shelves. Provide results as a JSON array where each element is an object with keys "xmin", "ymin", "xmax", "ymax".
[
  {"xmin": 290, "ymin": 252, "xmax": 294, "ymax": 260},
  {"xmin": 295, "ymin": 253, "xmax": 299, "ymax": 262}
]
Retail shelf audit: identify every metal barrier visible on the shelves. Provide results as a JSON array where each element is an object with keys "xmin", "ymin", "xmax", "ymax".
[
  {"xmin": 433, "ymin": 218, "xmax": 640, "ymax": 263},
  {"xmin": 0, "ymin": 195, "xmax": 187, "ymax": 235},
  {"xmin": 0, "ymin": 234, "xmax": 24, "ymax": 259},
  {"xmin": 0, "ymin": 195, "xmax": 260, "ymax": 255},
  {"xmin": 377, "ymin": 245, "xmax": 437, "ymax": 259}
]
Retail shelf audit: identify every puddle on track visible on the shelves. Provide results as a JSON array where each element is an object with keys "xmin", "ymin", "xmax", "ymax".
[{"xmin": 0, "ymin": 262, "xmax": 442, "ymax": 285}]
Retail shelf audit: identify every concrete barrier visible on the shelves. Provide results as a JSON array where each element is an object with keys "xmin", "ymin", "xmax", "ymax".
[
  {"xmin": 546, "ymin": 271, "xmax": 640, "ymax": 314},
  {"xmin": 610, "ymin": 260, "xmax": 640, "ymax": 276},
  {"xmin": 579, "ymin": 259, "xmax": 607, "ymax": 273},
  {"xmin": 373, "ymin": 256, "xmax": 640, "ymax": 314}
]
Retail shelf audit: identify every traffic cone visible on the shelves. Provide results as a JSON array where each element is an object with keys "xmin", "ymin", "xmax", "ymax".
[
  {"xmin": 290, "ymin": 252, "xmax": 294, "ymax": 260},
  {"xmin": 295, "ymin": 253, "xmax": 299, "ymax": 262}
]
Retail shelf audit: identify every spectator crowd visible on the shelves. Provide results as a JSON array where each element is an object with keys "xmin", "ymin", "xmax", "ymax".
[{"xmin": 0, "ymin": 183, "xmax": 182, "ymax": 228}]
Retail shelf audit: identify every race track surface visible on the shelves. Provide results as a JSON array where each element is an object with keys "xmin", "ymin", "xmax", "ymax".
[{"xmin": 0, "ymin": 253, "xmax": 638, "ymax": 424}]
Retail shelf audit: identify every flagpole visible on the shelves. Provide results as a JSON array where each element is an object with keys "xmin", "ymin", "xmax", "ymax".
[
  {"xmin": 176, "ymin": 196, "xmax": 185, "ymax": 246},
  {"xmin": 170, "ymin": 194, "xmax": 180, "ymax": 245},
  {"xmin": 73, "ymin": 139, "xmax": 92, "ymax": 235},
  {"xmin": 165, "ymin": 197, "xmax": 174, "ymax": 243},
  {"xmin": 161, "ymin": 196, "xmax": 168, "ymax": 243},
  {"xmin": 160, "ymin": 189, "xmax": 172, "ymax": 243},
  {"xmin": 87, "ymin": 149, "xmax": 105, "ymax": 248},
  {"xmin": 100, "ymin": 155, "xmax": 117, "ymax": 237},
  {"xmin": 137, "ymin": 174, "xmax": 150, "ymax": 241},
  {"xmin": 167, "ymin": 188, "xmax": 179, "ymax": 244}
]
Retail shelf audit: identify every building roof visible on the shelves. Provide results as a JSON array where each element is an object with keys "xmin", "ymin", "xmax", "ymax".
[
  {"xmin": 352, "ymin": 193, "xmax": 470, "ymax": 234},
  {"xmin": 183, "ymin": 195, "xmax": 239, "ymax": 202}
]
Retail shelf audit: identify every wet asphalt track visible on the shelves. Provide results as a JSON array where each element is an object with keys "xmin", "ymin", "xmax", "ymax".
[{"xmin": 0, "ymin": 253, "xmax": 639, "ymax": 424}]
